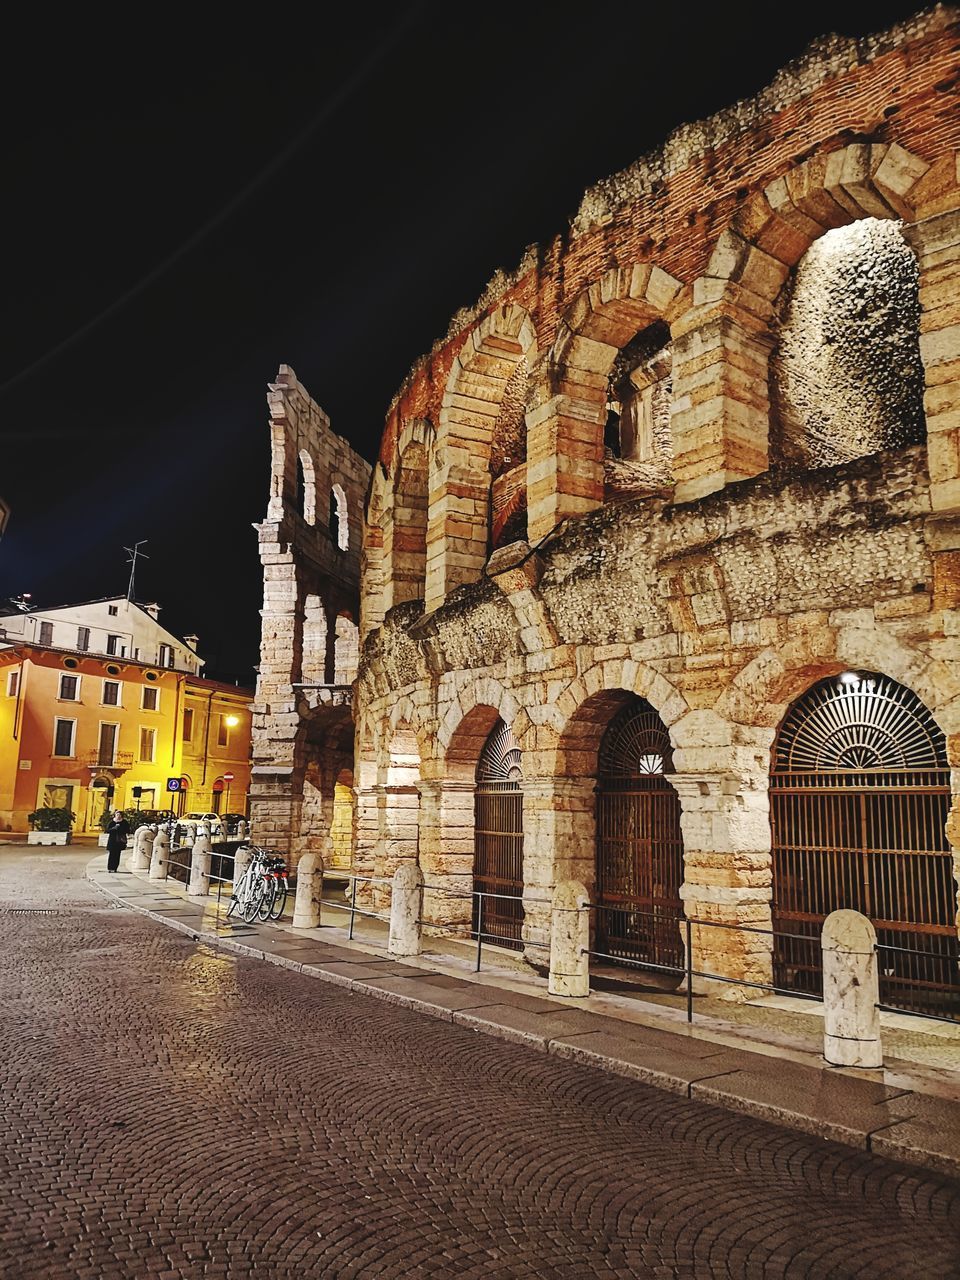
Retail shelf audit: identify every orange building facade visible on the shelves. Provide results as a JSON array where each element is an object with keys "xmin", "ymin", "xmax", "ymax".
[{"xmin": 0, "ymin": 644, "xmax": 252, "ymax": 834}]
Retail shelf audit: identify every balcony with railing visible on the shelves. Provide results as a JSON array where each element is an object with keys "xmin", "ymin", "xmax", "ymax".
[{"xmin": 82, "ymin": 750, "xmax": 134, "ymax": 773}]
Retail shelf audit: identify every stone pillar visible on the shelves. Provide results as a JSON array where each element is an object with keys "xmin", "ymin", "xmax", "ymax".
[
  {"xmin": 236, "ymin": 819, "xmax": 248, "ymax": 841},
  {"xmin": 670, "ymin": 303, "xmax": 775, "ymax": 504},
  {"xmin": 182, "ymin": 821, "xmax": 197, "ymax": 848},
  {"xmin": 822, "ymin": 910, "xmax": 882, "ymax": 1068},
  {"xmin": 388, "ymin": 862, "xmax": 423, "ymax": 957},
  {"xmin": 292, "ymin": 852, "xmax": 324, "ymax": 929},
  {"xmin": 671, "ymin": 763, "xmax": 773, "ymax": 996},
  {"xmin": 418, "ymin": 779, "xmax": 474, "ymax": 932},
  {"xmin": 233, "ymin": 844, "xmax": 252, "ymax": 891},
  {"xmin": 525, "ymin": 394, "xmax": 605, "ymax": 545},
  {"xmin": 131, "ymin": 825, "xmax": 155, "ymax": 873},
  {"xmin": 905, "ymin": 205, "xmax": 960, "ymax": 513},
  {"xmin": 521, "ymin": 778, "xmax": 596, "ymax": 952},
  {"xmin": 188, "ymin": 832, "xmax": 211, "ymax": 898},
  {"xmin": 149, "ymin": 828, "xmax": 169, "ymax": 881},
  {"xmin": 549, "ymin": 880, "xmax": 590, "ymax": 998}
]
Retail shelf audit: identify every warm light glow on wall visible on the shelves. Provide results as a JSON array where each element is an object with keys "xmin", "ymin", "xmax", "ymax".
[{"xmin": 225, "ymin": 714, "xmax": 240, "ymax": 727}]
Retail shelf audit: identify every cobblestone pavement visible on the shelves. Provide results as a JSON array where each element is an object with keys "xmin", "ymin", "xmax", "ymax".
[{"xmin": 2, "ymin": 849, "xmax": 960, "ymax": 1279}]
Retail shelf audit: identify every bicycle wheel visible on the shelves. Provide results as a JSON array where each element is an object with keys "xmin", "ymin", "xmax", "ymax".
[
  {"xmin": 269, "ymin": 876, "xmax": 287, "ymax": 921},
  {"xmin": 243, "ymin": 878, "xmax": 265, "ymax": 924},
  {"xmin": 257, "ymin": 876, "xmax": 276, "ymax": 922}
]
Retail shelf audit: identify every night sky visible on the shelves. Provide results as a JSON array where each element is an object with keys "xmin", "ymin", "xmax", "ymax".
[{"xmin": 0, "ymin": 3, "xmax": 922, "ymax": 682}]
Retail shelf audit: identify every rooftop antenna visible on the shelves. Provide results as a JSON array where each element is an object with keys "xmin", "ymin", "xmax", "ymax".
[{"xmin": 124, "ymin": 540, "xmax": 149, "ymax": 601}]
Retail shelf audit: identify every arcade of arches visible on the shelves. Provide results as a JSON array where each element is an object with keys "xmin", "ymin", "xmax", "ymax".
[{"xmin": 255, "ymin": 13, "xmax": 960, "ymax": 1019}]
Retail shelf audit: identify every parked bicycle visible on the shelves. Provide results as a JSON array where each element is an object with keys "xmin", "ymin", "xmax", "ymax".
[{"xmin": 227, "ymin": 846, "xmax": 289, "ymax": 924}]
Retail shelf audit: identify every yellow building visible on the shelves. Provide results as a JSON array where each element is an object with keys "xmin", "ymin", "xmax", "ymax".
[{"xmin": 0, "ymin": 645, "xmax": 252, "ymax": 834}]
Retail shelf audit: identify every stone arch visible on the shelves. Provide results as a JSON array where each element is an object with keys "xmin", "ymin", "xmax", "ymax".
[
  {"xmin": 427, "ymin": 304, "xmax": 538, "ymax": 612},
  {"xmin": 384, "ymin": 420, "xmax": 433, "ymax": 612},
  {"xmin": 672, "ymin": 141, "xmax": 931, "ymax": 503},
  {"xmin": 528, "ymin": 264, "xmax": 686, "ymax": 542},
  {"xmin": 550, "ymin": 660, "xmax": 687, "ymax": 777},
  {"xmin": 438, "ymin": 677, "xmax": 523, "ymax": 770}
]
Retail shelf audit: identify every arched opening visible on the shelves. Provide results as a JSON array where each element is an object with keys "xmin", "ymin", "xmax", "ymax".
[
  {"xmin": 595, "ymin": 697, "xmax": 685, "ymax": 976},
  {"xmin": 603, "ymin": 320, "xmax": 675, "ymax": 501},
  {"xmin": 388, "ymin": 443, "xmax": 428, "ymax": 607},
  {"xmin": 770, "ymin": 671, "xmax": 959, "ymax": 1016},
  {"xmin": 771, "ymin": 219, "xmax": 924, "ymax": 468},
  {"xmin": 86, "ymin": 776, "xmax": 113, "ymax": 831},
  {"xmin": 330, "ymin": 768, "xmax": 354, "ymax": 870},
  {"xmin": 297, "ymin": 450, "xmax": 316, "ymax": 525},
  {"xmin": 474, "ymin": 718, "xmax": 524, "ymax": 949},
  {"xmin": 329, "ymin": 484, "xmax": 349, "ymax": 550},
  {"xmin": 333, "ymin": 612, "xmax": 359, "ymax": 685}
]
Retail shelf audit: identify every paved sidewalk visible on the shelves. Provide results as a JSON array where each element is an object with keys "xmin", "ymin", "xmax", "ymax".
[{"xmin": 89, "ymin": 855, "xmax": 960, "ymax": 1177}]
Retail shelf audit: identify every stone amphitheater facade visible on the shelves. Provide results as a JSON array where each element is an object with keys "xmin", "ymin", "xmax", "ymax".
[{"xmin": 265, "ymin": 8, "xmax": 960, "ymax": 997}]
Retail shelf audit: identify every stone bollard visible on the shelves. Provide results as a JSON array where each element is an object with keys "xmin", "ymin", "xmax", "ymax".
[
  {"xmin": 549, "ymin": 880, "xmax": 591, "ymax": 998},
  {"xmin": 188, "ymin": 831, "xmax": 212, "ymax": 898},
  {"xmin": 236, "ymin": 819, "xmax": 248, "ymax": 840},
  {"xmin": 149, "ymin": 828, "xmax": 170, "ymax": 881},
  {"xmin": 232, "ymin": 843, "xmax": 251, "ymax": 892},
  {"xmin": 822, "ymin": 909, "xmax": 882, "ymax": 1068},
  {"xmin": 388, "ymin": 862, "xmax": 423, "ymax": 957},
  {"xmin": 183, "ymin": 821, "xmax": 197, "ymax": 848},
  {"xmin": 131, "ymin": 824, "xmax": 155, "ymax": 873},
  {"xmin": 292, "ymin": 852, "xmax": 324, "ymax": 929}
]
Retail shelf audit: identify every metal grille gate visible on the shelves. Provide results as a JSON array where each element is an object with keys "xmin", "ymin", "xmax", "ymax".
[
  {"xmin": 771, "ymin": 673, "xmax": 960, "ymax": 1016},
  {"xmin": 474, "ymin": 721, "xmax": 524, "ymax": 949},
  {"xmin": 596, "ymin": 700, "xmax": 684, "ymax": 971}
]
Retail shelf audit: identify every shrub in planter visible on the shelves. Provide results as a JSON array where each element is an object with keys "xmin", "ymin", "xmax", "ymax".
[
  {"xmin": 27, "ymin": 807, "xmax": 74, "ymax": 846},
  {"xmin": 28, "ymin": 807, "xmax": 74, "ymax": 832}
]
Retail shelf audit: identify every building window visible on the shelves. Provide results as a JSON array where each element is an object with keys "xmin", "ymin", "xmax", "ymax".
[
  {"xmin": 182, "ymin": 707, "xmax": 194, "ymax": 742},
  {"xmin": 53, "ymin": 718, "xmax": 76, "ymax": 757},
  {"xmin": 102, "ymin": 680, "xmax": 120, "ymax": 707},
  {"xmin": 77, "ymin": 626, "xmax": 90, "ymax": 651},
  {"xmin": 108, "ymin": 605, "xmax": 118, "ymax": 616},
  {"xmin": 6, "ymin": 671, "xmax": 19, "ymax": 698},
  {"xmin": 58, "ymin": 673, "xmax": 79, "ymax": 701},
  {"xmin": 139, "ymin": 726, "xmax": 156, "ymax": 763},
  {"xmin": 141, "ymin": 686, "xmax": 159, "ymax": 711},
  {"xmin": 217, "ymin": 715, "xmax": 229, "ymax": 747},
  {"xmin": 97, "ymin": 723, "xmax": 118, "ymax": 766},
  {"xmin": 158, "ymin": 643, "xmax": 174, "ymax": 669},
  {"xmin": 39, "ymin": 621, "xmax": 53, "ymax": 646},
  {"xmin": 106, "ymin": 634, "xmax": 123, "ymax": 656}
]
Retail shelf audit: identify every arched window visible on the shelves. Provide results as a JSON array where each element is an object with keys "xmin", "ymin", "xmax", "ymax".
[
  {"xmin": 329, "ymin": 484, "xmax": 349, "ymax": 550},
  {"xmin": 770, "ymin": 671, "xmax": 958, "ymax": 1016},
  {"xmin": 474, "ymin": 719, "xmax": 524, "ymax": 949},
  {"xmin": 595, "ymin": 698, "xmax": 684, "ymax": 975},
  {"xmin": 297, "ymin": 450, "xmax": 316, "ymax": 524}
]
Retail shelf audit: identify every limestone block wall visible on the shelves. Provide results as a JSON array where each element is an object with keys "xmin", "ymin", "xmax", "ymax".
[{"xmin": 251, "ymin": 366, "xmax": 370, "ymax": 855}]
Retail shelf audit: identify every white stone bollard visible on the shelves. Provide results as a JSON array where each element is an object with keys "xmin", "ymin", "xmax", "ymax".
[
  {"xmin": 388, "ymin": 862, "xmax": 423, "ymax": 957},
  {"xmin": 149, "ymin": 828, "xmax": 170, "ymax": 881},
  {"xmin": 549, "ymin": 880, "xmax": 591, "ymax": 998},
  {"xmin": 131, "ymin": 825, "xmax": 155, "ymax": 873},
  {"xmin": 236, "ymin": 819, "xmax": 248, "ymax": 840},
  {"xmin": 292, "ymin": 852, "xmax": 324, "ymax": 929},
  {"xmin": 188, "ymin": 832, "xmax": 212, "ymax": 898},
  {"xmin": 183, "ymin": 821, "xmax": 197, "ymax": 848},
  {"xmin": 822, "ymin": 909, "xmax": 883, "ymax": 1068},
  {"xmin": 232, "ymin": 843, "xmax": 251, "ymax": 891}
]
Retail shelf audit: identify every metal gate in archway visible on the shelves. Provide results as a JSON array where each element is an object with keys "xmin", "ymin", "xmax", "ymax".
[
  {"xmin": 596, "ymin": 700, "xmax": 684, "ymax": 971},
  {"xmin": 474, "ymin": 720, "xmax": 524, "ymax": 950},
  {"xmin": 771, "ymin": 672, "xmax": 960, "ymax": 1017}
]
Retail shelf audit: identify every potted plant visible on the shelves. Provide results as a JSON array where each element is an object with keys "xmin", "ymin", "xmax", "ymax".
[{"xmin": 27, "ymin": 806, "xmax": 74, "ymax": 846}]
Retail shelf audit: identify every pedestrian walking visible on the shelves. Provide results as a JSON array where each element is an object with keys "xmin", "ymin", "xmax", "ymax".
[{"xmin": 105, "ymin": 810, "xmax": 131, "ymax": 873}]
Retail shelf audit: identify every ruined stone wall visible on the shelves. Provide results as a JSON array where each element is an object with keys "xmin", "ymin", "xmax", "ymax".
[
  {"xmin": 353, "ymin": 9, "xmax": 960, "ymax": 989},
  {"xmin": 251, "ymin": 366, "xmax": 370, "ymax": 854}
]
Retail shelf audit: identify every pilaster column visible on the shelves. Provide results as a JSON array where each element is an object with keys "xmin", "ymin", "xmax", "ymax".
[
  {"xmin": 521, "ymin": 778, "xmax": 596, "ymax": 951},
  {"xmin": 669, "ymin": 768, "xmax": 773, "ymax": 994},
  {"xmin": 417, "ymin": 779, "xmax": 474, "ymax": 930}
]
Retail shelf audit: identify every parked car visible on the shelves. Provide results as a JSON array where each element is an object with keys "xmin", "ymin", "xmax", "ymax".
[
  {"xmin": 178, "ymin": 811, "xmax": 225, "ymax": 838},
  {"xmin": 221, "ymin": 812, "xmax": 248, "ymax": 836}
]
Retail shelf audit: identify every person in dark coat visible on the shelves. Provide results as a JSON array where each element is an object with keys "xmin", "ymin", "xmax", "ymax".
[{"xmin": 105, "ymin": 810, "xmax": 131, "ymax": 873}]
